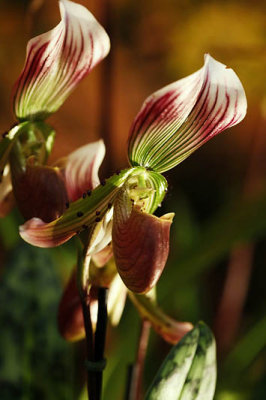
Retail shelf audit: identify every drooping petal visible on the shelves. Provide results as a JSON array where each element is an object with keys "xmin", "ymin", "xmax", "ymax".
[
  {"xmin": 112, "ymin": 190, "xmax": 174, "ymax": 293},
  {"xmin": 11, "ymin": 164, "xmax": 68, "ymax": 222},
  {"xmin": 128, "ymin": 54, "xmax": 247, "ymax": 173},
  {"xmin": 58, "ymin": 269, "xmax": 84, "ymax": 342},
  {"xmin": 64, "ymin": 140, "xmax": 105, "ymax": 202},
  {"xmin": 13, "ymin": 0, "xmax": 110, "ymax": 121},
  {"xmin": 129, "ymin": 292, "xmax": 193, "ymax": 344},
  {"xmin": 19, "ymin": 167, "xmax": 136, "ymax": 247}
]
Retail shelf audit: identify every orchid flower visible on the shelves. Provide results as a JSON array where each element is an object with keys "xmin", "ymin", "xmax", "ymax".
[
  {"xmin": 0, "ymin": 0, "xmax": 110, "ymax": 217},
  {"xmin": 20, "ymin": 55, "xmax": 247, "ymax": 298}
]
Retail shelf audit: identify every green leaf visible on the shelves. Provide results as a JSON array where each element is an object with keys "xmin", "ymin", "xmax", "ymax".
[{"xmin": 145, "ymin": 322, "xmax": 216, "ymax": 400}]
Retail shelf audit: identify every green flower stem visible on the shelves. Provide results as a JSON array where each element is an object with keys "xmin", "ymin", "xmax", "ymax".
[
  {"xmin": 94, "ymin": 287, "xmax": 109, "ymax": 400},
  {"xmin": 81, "ymin": 296, "xmax": 96, "ymax": 400},
  {"xmin": 80, "ymin": 284, "xmax": 109, "ymax": 400}
]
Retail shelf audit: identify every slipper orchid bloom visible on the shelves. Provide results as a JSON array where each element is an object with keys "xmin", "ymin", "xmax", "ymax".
[
  {"xmin": 20, "ymin": 55, "xmax": 247, "ymax": 296},
  {"xmin": 0, "ymin": 0, "xmax": 110, "ymax": 216}
]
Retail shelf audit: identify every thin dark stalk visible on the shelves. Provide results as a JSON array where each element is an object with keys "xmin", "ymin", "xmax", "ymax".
[
  {"xmin": 81, "ymin": 297, "xmax": 96, "ymax": 400},
  {"xmin": 126, "ymin": 319, "xmax": 151, "ymax": 400},
  {"xmin": 94, "ymin": 287, "xmax": 109, "ymax": 400}
]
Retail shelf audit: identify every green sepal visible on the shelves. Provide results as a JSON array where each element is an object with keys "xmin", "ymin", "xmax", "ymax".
[{"xmin": 145, "ymin": 322, "xmax": 216, "ymax": 400}]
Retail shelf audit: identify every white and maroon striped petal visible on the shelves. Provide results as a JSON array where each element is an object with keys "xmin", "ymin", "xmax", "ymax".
[
  {"xmin": 128, "ymin": 54, "xmax": 247, "ymax": 173},
  {"xmin": 64, "ymin": 140, "xmax": 105, "ymax": 202},
  {"xmin": 13, "ymin": 0, "xmax": 110, "ymax": 121}
]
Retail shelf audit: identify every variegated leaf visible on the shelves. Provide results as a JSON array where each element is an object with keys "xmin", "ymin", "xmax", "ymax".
[{"xmin": 145, "ymin": 322, "xmax": 216, "ymax": 400}]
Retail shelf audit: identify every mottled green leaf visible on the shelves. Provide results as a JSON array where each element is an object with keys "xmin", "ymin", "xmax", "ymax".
[
  {"xmin": 145, "ymin": 322, "xmax": 216, "ymax": 400},
  {"xmin": 179, "ymin": 323, "xmax": 216, "ymax": 400}
]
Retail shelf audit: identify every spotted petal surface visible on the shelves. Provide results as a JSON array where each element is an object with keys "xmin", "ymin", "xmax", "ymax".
[
  {"xmin": 13, "ymin": 0, "xmax": 110, "ymax": 121},
  {"xmin": 128, "ymin": 54, "xmax": 247, "ymax": 173}
]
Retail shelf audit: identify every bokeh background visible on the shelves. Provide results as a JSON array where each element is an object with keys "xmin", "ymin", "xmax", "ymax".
[{"xmin": 0, "ymin": 0, "xmax": 266, "ymax": 399}]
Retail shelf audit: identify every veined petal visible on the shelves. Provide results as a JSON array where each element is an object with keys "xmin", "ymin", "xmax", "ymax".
[
  {"xmin": 112, "ymin": 190, "xmax": 174, "ymax": 293},
  {"xmin": 13, "ymin": 0, "xmax": 110, "ymax": 121},
  {"xmin": 64, "ymin": 140, "xmax": 105, "ymax": 201},
  {"xmin": 19, "ymin": 167, "xmax": 136, "ymax": 247},
  {"xmin": 129, "ymin": 292, "xmax": 193, "ymax": 344},
  {"xmin": 128, "ymin": 54, "xmax": 247, "ymax": 173}
]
